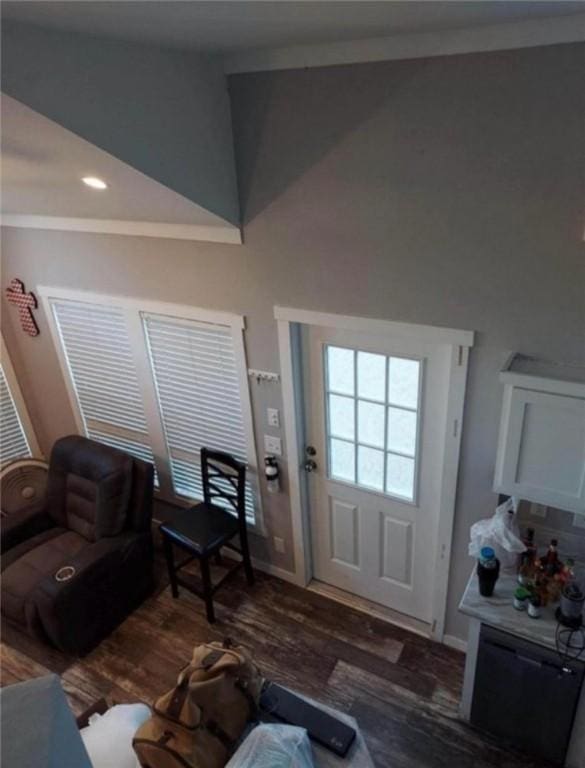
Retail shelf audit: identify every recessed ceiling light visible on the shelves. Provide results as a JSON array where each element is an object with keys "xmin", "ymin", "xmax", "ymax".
[{"xmin": 82, "ymin": 176, "xmax": 107, "ymax": 190}]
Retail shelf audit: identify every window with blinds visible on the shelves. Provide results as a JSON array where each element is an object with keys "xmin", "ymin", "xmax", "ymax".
[
  {"xmin": 50, "ymin": 300, "xmax": 158, "ymax": 481},
  {"xmin": 143, "ymin": 314, "xmax": 256, "ymax": 524},
  {"xmin": 42, "ymin": 291, "xmax": 260, "ymax": 529},
  {"xmin": 0, "ymin": 364, "xmax": 31, "ymax": 464}
]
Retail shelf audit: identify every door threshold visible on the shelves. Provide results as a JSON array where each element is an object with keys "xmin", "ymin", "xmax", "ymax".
[{"xmin": 308, "ymin": 580, "xmax": 431, "ymax": 639}]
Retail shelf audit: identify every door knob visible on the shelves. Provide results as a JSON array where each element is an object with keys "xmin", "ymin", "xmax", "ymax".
[{"xmin": 304, "ymin": 459, "xmax": 318, "ymax": 473}]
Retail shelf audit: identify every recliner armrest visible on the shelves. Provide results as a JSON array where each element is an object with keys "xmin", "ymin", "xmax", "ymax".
[
  {"xmin": 36, "ymin": 533, "xmax": 137, "ymax": 600},
  {"xmin": 0, "ymin": 502, "xmax": 54, "ymax": 554},
  {"xmin": 31, "ymin": 531, "xmax": 153, "ymax": 654}
]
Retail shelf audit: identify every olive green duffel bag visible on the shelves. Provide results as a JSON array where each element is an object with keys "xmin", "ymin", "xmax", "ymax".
[{"xmin": 133, "ymin": 640, "xmax": 263, "ymax": 768}]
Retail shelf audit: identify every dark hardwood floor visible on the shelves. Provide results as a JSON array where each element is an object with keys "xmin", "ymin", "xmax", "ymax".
[{"xmin": 1, "ymin": 554, "xmax": 551, "ymax": 768}]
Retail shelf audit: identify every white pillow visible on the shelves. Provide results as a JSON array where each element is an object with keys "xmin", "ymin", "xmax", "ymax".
[{"xmin": 80, "ymin": 703, "xmax": 151, "ymax": 768}]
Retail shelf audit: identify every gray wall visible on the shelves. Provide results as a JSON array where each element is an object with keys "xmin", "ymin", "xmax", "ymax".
[
  {"xmin": 1, "ymin": 21, "xmax": 240, "ymax": 225},
  {"xmin": 2, "ymin": 42, "xmax": 584, "ymax": 640}
]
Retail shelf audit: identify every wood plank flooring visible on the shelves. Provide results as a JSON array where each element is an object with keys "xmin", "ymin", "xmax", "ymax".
[{"xmin": 1, "ymin": 556, "xmax": 553, "ymax": 768}]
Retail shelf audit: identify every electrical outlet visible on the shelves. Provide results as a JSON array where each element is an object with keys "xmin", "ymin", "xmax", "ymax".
[
  {"xmin": 530, "ymin": 503, "xmax": 547, "ymax": 518},
  {"xmin": 573, "ymin": 513, "xmax": 585, "ymax": 529},
  {"xmin": 264, "ymin": 435, "xmax": 282, "ymax": 456},
  {"xmin": 274, "ymin": 536, "xmax": 285, "ymax": 554},
  {"xmin": 267, "ymin": 408, "xmax": 280, "ymax": 428}
]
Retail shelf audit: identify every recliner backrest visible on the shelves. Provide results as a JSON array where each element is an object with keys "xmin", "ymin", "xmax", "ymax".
[{"xmin": 47, "ymin": 436, "xmax": 133, "ymax": 542}]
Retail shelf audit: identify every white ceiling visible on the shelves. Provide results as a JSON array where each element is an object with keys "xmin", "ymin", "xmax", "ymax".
[
  {"xmin": 2, "ymin": 1, "xmax": 584, "ymax": 54},
  {"xmin": 1, "ymin": 94, "xmax": 241, "ymax": 242}
]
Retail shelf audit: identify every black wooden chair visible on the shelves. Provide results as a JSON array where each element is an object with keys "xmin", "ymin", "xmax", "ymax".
[{"xmin": 159, "ymin": 448, "xmax": 254, "ymax": 622}]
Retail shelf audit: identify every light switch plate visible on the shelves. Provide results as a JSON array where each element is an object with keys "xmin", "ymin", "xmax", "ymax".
[
  {"xmin": 274, "ymin": 536, "xmax": 285, "ymax": 554},
  {"xmin": 264, "ymin": 435, "xmax": 282, "ymax": 456},
  {"xmin": 267, "ymin": 408, "xmax": 280, "ymax": 428},
  {"xmin": 573, "ymin": 513, "xmax": 585, "ymax": 529}
]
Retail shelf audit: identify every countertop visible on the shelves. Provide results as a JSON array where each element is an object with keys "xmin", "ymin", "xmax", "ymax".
[{"xmin": 459, "ymin": 567, "xmax": 565, "ymax": 652}]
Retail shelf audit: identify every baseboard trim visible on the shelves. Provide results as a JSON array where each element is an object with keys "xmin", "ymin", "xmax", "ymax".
[
  {"xmin": 217, "ymin": 548, "xmax": 300, "ymax": 587},
  {"xmin": 250, "ymin": 557, "xmax": 300, "ymax": 586},
  {"xmin": 443, "ymin": 634, "xmax": 468, "ymax": 654}
]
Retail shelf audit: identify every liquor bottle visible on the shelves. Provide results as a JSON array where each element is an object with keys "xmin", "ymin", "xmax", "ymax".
[
  {"xmin": 518, "ymin": 528, "xmax": 537, "ymax": 584},
  {"xmin": 543, "ymin": 538, "xmax": 560, "ymax": 576}
]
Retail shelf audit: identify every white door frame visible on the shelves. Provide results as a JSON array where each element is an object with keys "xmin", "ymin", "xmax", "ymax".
[{"xmin": 275, "ymin": 306, "xmax": 474, "ymax": 642}]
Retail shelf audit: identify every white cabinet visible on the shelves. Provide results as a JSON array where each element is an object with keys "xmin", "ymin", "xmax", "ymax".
[{"xmin": 494, "ymin": 355, "xmax": 585, "ymax": 514}]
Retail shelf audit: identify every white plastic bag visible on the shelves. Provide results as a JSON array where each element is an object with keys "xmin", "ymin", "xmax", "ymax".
[
  {"xmin": 468, "ymin": 497, "xmax": 525, "ymax": 569},
  {"xmin": 226, "ymin": 724, "xmax": 314, "ymax": 768},
  {"xmin": 81, "ymin": 703, "xmax": 151, "ymax": 768}
]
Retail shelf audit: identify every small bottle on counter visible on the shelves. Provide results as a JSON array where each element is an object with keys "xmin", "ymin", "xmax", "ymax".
[
  {"xmin": 527, "ymin": 595, "xmax": 541, "ymax": 619},
  {"xmin": 513, "ymin": 587, "xmax": 530, "ymax": 611},
  {"xmin": 477, "ymin": 546, "xmax": 500, "ymax": 597}
]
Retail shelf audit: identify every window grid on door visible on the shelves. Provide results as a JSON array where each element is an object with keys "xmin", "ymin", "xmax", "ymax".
[{"xmin": 324, "ymin": 345, "xmax": 422, "ymax": 502}]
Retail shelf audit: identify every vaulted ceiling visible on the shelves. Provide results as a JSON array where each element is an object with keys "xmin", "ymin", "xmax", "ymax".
[
  {"xmin": 3, "ymin": 1, "xmax": 584, "ymax": 56},
  {"xmin": 2, "ymin": 2, "xmax": 584, "ymax": 242}
]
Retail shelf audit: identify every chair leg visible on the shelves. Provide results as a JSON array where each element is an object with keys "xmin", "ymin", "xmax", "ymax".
[
  {"xmin": 240, "ymin": 529, "xmax": 255, "ymax": 586},
  {"xmin": 163, "ymin": 535, "xmax": 179, "ymax": 598},
  {"xmin": 200, "ymin": 556, "xmax": 215, "ymax": 623},
  {"xmin": 214, "ymin": 549, "xmax": 222, "ymax": 566}
]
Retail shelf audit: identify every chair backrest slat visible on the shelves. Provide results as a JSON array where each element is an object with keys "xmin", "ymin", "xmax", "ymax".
[{"xmin": 201, "ymin": 448, "xmax": 246, "ymax": 528}]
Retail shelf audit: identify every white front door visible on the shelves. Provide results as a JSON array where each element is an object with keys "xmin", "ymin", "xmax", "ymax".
[{"xmin": 305, "ymin": 326, "xmax": 453, "ymax": 623}]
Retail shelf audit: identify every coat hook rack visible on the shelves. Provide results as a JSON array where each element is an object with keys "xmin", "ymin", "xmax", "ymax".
[{"xmin": 247, "ymin": 369, "xmax": 280, "ymax": 384}]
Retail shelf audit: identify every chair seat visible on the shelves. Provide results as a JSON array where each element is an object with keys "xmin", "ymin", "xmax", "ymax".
[{"xmin": 159, "ymin": 502, "xmax": 240, "ymax": 557}]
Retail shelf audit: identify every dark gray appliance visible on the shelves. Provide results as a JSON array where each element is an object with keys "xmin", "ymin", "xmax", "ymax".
[{"xmin": 471, "ymin": 625, "xmax": 584, "ymax": 764}]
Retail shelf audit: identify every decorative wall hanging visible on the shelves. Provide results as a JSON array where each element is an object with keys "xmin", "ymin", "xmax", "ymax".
[{"xmin": 5, "ymin": 279, "xmax": 40, "ymax": 337}]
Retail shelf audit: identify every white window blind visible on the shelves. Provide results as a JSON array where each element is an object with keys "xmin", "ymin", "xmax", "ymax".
[
  {"xmin": 50, "ymin": 300, "xmax": 157, "ymax": 478},
  {"xmin": 0, "ymin": 364, "xmax": 31, "ymax": 464},
  {"xmin": 143, "ymin": 313, "xmax": 256, "ymax": 523}
]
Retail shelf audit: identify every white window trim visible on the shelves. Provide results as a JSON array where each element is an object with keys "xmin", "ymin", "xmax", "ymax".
[
  {"xmin": 38, "ymin": 286, "xmax": 264, "ymax": 535},
  {"xmin": 1, "ymin": 334, "xmax": 42, "ymax": 459},
  {"xmin": 275, "ymin": 306, "xmax": 474, "ymax": 643}
]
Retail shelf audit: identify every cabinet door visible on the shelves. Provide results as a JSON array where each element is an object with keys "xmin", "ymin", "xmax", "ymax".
[
  {"xmin": 494, "ymin": 388, "xmax": 585, "ymax": 513},
  {"xmin": 471, "ymin": 626, "xmax": 585, "ymax": 764}
]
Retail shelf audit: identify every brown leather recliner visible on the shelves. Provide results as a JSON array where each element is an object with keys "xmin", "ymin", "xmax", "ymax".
[{"xmin": 1, "ymin": 435, "xmax": 154, "ymax": 655}]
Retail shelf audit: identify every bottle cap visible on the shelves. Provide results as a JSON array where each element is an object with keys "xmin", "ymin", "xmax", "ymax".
[{"xmin": 480, "ymin": 547, "xmax": 495, "ymax": 560}]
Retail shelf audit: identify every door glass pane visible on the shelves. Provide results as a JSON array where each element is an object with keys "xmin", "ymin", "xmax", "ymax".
[
  {"xmin": 329, "ymin": 394, "xmax": 355, "ymax": 440},
  {"xmin": 388, "ymin": 358, "xmax": 420, "ymax": 409},
  {"xmin": 327, "ymin": 346, "xmax": 354, "ymax": 396},
  {"xmin": 387, "ymin": 407, "xmax": 417, "ymax": 456},
  {"xmin": 358, "ymin": 400, "xmax": 384, "ymax": 448},
  {"xmin": 357, "ymin": 352, "xmax": 386, "ymax": 402},
  {"xmin": 386, "ymin": 453, "xmax": 415, "ymax": 499},
  {"xmin": 330, "ymin": 438, "xmax": 355, "ymax": 482},
  {"xmin": 325, "ymin": 344, "xmax": 421, "ymax": 502},
  {"xmin": 358, "ymin": 446, "xmax": 384, "ymax": 491}
]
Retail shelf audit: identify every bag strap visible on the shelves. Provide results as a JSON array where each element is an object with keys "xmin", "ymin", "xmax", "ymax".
[
  {"xmin": 156, "ymin": 664, "xmax": 195, "ymax": 724},
  {"xmin": 199, "ymin": 649, "xmax": 225, "ymax": 670},
  {"xmin": 167, "ymin": 683, "xmax": 189, "ymax": 720},
  {"xmin": 133, "ymin": 737, "xmax": 194, "ymax": 768}
]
